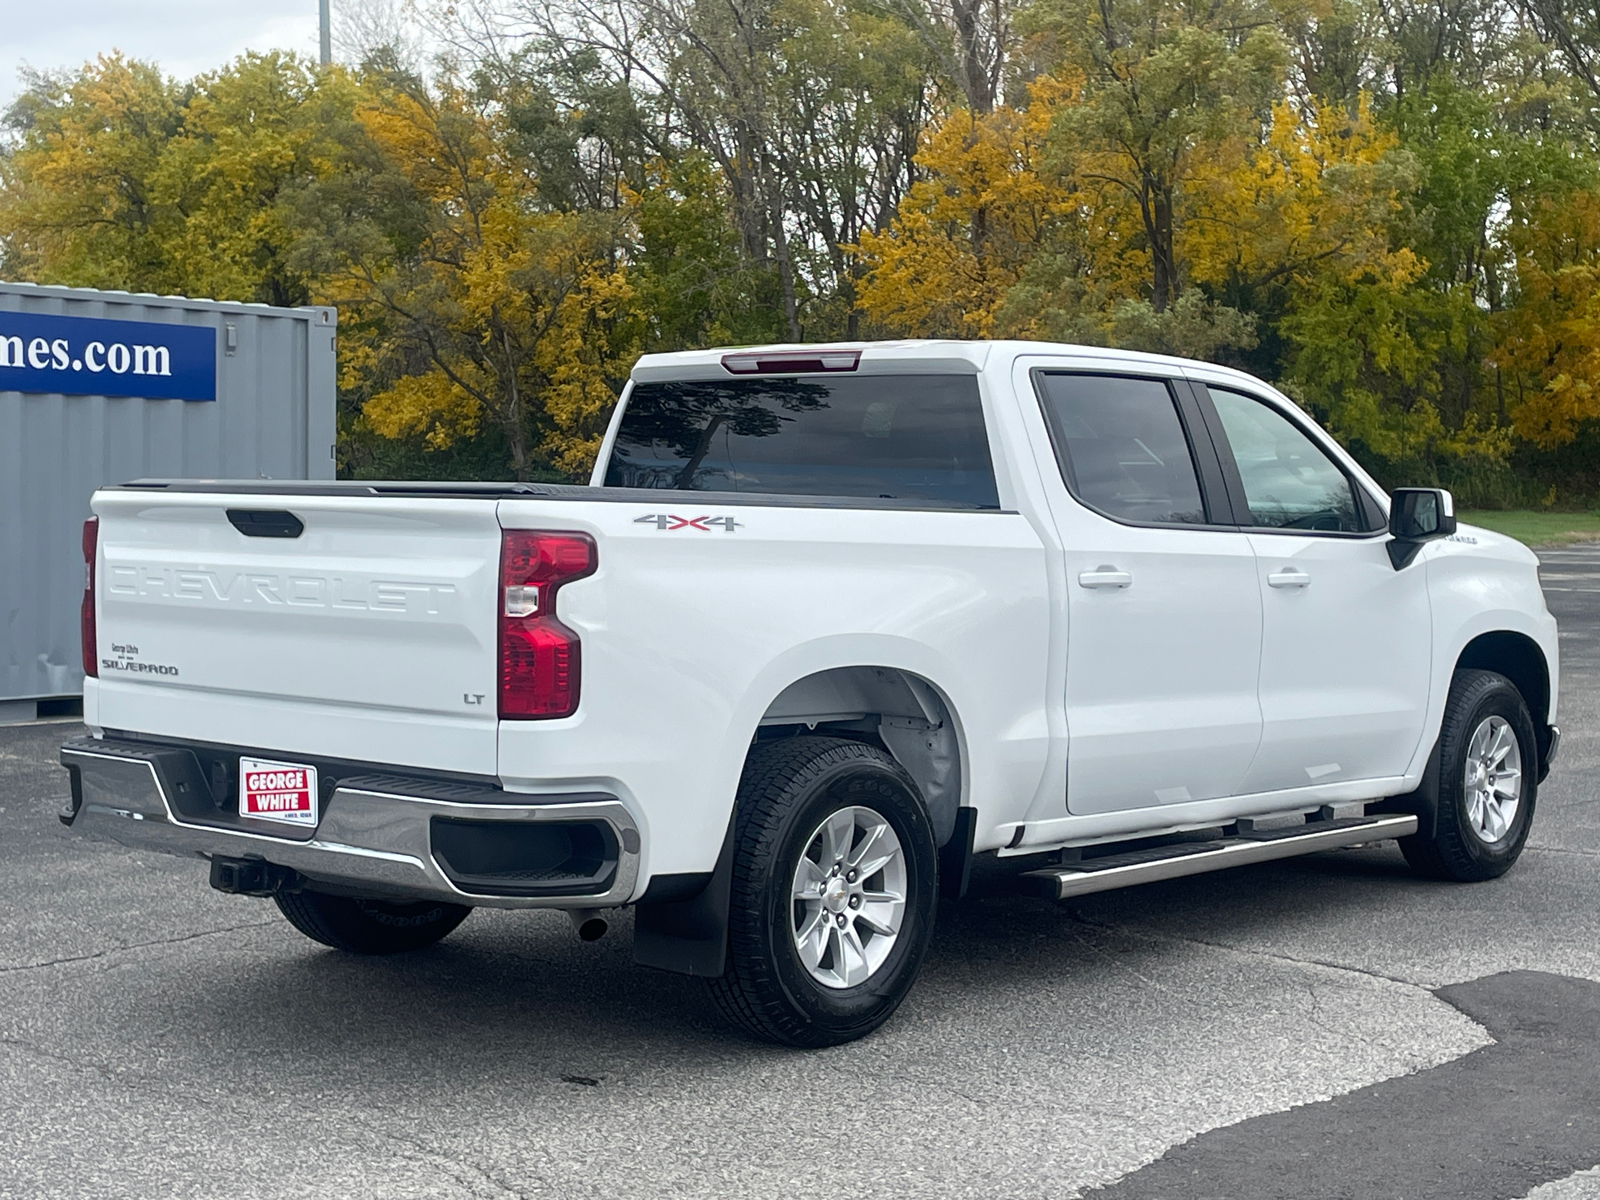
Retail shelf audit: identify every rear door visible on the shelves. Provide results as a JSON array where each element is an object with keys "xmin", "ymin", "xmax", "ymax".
[
  {"xmin": 91, "ymin": 490, "xmax": 503, "ymax": 775},
  {"xmin": 1197, "ymin": 383, "xmax": 1432, "ymax": 793},
  {"xmin": 1028, "ymin": 370, "xmax": 1264, "ymax": 815}
]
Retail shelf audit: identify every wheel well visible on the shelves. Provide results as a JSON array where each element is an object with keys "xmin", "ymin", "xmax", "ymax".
[
  {"xmin": 1456, "ymin": 631, "xmax": 1552, "ymax": 759},
  {"xmin": 631, "ymin": 666, "xmax": 969, "ymax": 979},
  {"xmin": 755, "ymin": 666, "xmax": 964, "ymax": 848}
]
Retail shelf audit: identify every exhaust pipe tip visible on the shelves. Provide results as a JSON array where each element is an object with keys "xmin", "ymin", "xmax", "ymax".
[{"xmin": 567, "ymin": 908, "xmax": 609, "ymax": 942}]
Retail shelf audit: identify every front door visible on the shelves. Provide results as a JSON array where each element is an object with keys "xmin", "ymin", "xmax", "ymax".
[
  {"xmin": 1201, "ymin": 384, "xmax": 1433, "ymax": 794},
  {"xmin": 1032, "ymin": 372, "xmax": 1265, "ymax": 815}
]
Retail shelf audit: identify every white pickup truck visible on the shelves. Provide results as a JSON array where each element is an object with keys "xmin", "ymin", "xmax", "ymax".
[{"xmin": 62, "ymin": 340, "xmax": 1559, "ymax": 1046}]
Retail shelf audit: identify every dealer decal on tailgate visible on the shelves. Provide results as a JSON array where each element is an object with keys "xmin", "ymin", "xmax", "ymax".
[{"xmin": 239, "ymin": 757, "xmax": 319, "ymax": 827}]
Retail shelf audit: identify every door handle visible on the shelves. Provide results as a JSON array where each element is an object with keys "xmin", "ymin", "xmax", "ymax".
[
  {"xmin": 1267, "ymin": 567, "xmax": 1311, "ymax": 588},
  {"xmin": 1079, "ymin": 566, "xmax": 1133, "ymax": 589}
]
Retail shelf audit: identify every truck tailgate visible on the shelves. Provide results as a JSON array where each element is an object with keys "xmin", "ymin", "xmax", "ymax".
[{"xmin": 88, "ymin": 489, "xmax": 502, "ymax": 775}]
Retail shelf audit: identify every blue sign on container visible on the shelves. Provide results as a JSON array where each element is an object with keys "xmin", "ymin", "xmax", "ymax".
[{"xmin": 0, "ymin": 311, "xmax": 216, "ymax": 401}]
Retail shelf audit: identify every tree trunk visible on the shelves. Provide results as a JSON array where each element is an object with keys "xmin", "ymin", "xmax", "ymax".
[
  {"xmin": 952, "ymin": 0, "xmax": 995, "ymax": 116},
  {"xmin": 767, "ymin": 176, "xmax": 803, "ymax": 341},
  {"xmin": 775, "ymin": 223, "xmax": 802, "ymax": 341},
  {"xmin": 502, "ymin": 331, "xmax": 529, "ymax": 482},
  {"xmin": 1148, "ymin": 183, "xmax": 1177, "ymax": 314},
  {"xmin": 506, "ymin": 410, "xmax": 529, "ymax": 483},
  {"xmin": 706, "ymin": 124, "xmax": 767, "ymax": 263}
]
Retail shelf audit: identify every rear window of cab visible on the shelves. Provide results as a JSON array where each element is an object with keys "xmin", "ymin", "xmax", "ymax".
[{"xmin": 604, "ymin": 375, "xmax": 1000, "ymax": 509}]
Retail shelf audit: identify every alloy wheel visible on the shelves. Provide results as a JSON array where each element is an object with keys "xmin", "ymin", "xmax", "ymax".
[
  {"xmin": 1463, "ymin": 714, "xmax": 1522, "ymax": 844},
  {"xmin": 789, "ymin": 806, "xmax": 907, "ymax": 989}
]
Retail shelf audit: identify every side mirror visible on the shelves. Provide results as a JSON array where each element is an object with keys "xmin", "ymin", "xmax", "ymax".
[{"xmin": 1387, "ymin": 487, "xmax": 1457, "ymax": 569}]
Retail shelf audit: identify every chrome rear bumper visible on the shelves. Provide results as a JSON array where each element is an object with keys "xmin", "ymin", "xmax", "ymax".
[{"xmin": 60, "ymin": 738, "xmax": 640, "ymax": 910}]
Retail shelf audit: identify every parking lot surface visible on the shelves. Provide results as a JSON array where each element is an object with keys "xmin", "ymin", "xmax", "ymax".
[{"xmin": 3, "ymin": 546, "xmax": 1599, "ymax": 1199}]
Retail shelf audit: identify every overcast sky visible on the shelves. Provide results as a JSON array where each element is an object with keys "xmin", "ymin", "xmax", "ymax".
[{"xmin": 1, "ymin": 1, "xmax": 322, "ymax": 111}]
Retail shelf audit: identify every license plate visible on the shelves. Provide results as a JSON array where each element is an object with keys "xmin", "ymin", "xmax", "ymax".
[{"xmin": 239, "ymin": 757, "xmax": 319, "ymax": 827}]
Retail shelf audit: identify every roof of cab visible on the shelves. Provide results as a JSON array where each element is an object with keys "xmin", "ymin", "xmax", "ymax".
[{"xmin": 628, "ymin": 338, "xmax": 1271, "ymax": 392}]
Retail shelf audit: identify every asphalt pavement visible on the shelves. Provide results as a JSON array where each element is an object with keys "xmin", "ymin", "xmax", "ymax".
[{"xmin": 3, "ymin": 547, "xmax": 1600, "ymax": 1199}]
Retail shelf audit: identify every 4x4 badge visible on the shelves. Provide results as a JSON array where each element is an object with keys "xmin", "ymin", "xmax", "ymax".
[{"xmin": 634, "ymin": 514, "xmax": 741, "ymax": 532}]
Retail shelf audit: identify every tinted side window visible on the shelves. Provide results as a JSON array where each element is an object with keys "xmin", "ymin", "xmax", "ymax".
[
  {"xmin": 1206, "ymin": 387, "xmax": 1365, "ymax": 532},
  {"xmin": 603, "ymin": 375, "xmax": 999, "ymax": 508},
  {"xmin": 1035, "ymin": 373, "xmax": 1207, "ymax": 525}
]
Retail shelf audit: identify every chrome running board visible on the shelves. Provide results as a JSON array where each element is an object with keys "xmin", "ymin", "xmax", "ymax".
[{"xmin": 1022, "ymin": 814, "xmax": 1419, "ymax": 900}]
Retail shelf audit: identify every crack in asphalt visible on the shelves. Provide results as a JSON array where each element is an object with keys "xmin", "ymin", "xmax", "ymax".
[
  {"xmin": 1059, "ymin": 909, "xmax": 1455, "ymax": 1069},
  {"xmin": 0, "ymin": 1035, "xmax": 123, "ymax": 1083},
  {"xmin": 1053, "ymin": 916, "xmax": 1181, "ymax": 996},
  {"xmin": 1529, "ymin": 844, "xmax": 1600, "ymax": 860},
  {"xmin": 0, "ymin": 920, "xmax": 278, "ymax": 974},
  {"xmin": 344, "ymin": 1115, "xmax": 550, "ymax": 1200},
  {"xmin": 0, "ymin": 1029, "xmax": 542, "ymax": 1200},
  {"xmin": 1063, "ymin": 908, "xmax": 1428, "ymax": 991}
]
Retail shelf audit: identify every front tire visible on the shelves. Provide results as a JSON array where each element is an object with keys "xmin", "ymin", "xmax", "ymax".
[
  {"xmin": 708, "ymin": 737, "xmax": 939, "ymax": 1047},
  {"xmin": 275, "ymin": 889, "xmax": 472, "ymax": 954},
  {"xmin": 1400, "ymin": 669, "xmax": 1537, "ymax": 882}
]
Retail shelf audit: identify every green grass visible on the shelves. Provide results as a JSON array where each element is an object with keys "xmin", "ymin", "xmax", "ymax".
[{"xmin": 1459, "ymin": 510, "xmax": 1600, "ymax": 547}]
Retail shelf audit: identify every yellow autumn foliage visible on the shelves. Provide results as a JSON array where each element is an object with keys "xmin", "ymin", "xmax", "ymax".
[
  {"xmin": 858, "ymin": 80, "xmax": 1418, "ymax": 351},
  {"xmin": 0, "ymin": 52, "xmax": 351, "ymax": 306},
  {"xmin": 12, "ymin": 38, "xmax": 1600, "ymax": 489},
  {"xmin": 324, "ymin": 78, "xmax": 637, "ymax": 479},
  {"xmin": 1183, "ymin": 96, "xmax": 1422, "ymax": 295},
  {"xmin": 538, "ymin": 263, "xmax": 638, "ymax": 476},
  {"xmin": 365, "ymin": 369, "xmax": 483, "ymax": 448},
  {"xmin": 854, "ymin": 75, "xmax": 1082, "ymax": 337},
  {"xmin": 1493, "ymin": 190, "xmax": 1600, "ymax": 449}
]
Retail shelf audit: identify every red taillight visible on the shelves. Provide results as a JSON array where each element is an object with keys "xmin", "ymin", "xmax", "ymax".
[
  {"xmin": 80, "ymin": 516, "xmax": 99, "ymax": 679},
  {"xmin": 498, "ymin": 530, "xmax": 597, "ymax": 719}
]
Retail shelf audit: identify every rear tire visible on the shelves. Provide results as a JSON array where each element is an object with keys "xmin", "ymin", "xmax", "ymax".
[
  {"xmin": 275, "ymin": 889, "xmax": 472, "ymax": 954},
  {"xmin": 1400, "ymin": 669, "xmax": 1537, "ymax": 882},
  {"xmin": 708, "ymin": 736, "xmax": 939, "ymax": 1048}
]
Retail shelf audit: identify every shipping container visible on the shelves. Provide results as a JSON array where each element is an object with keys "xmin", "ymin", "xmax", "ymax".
[{"xmin": 0, "ymin": 281, "xmax": 336, "ymax": 720}]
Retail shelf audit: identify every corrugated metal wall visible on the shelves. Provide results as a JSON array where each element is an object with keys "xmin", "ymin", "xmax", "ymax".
[{"xmin": 0, "ymin": 282, "xmax": 336, "ymax": 703}]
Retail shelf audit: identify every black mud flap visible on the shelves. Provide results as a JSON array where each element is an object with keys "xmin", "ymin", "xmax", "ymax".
[
  {"xmin": 632, "ymin": 815, "xmax": 736, "ymax": 977},
  {"xmin": 939, "ymin": 807, "xmax": 977, "ymax": 900}
]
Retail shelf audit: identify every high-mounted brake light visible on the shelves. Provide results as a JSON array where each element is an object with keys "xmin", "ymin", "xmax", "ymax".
[
  {"xmin": 498, "ymin": 530, "xmax": 597, "ymax": 719},
  {"xmin": 721, "ymin": 349, "xmax": 861, "ymax": 375},
  {"xmin": 80, "ymin": 516, "xmax": 98, "ymax": 679}
]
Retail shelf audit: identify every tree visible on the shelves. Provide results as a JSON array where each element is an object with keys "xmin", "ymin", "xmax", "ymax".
[
  {"xmin": 1493, "ymin": 187, "xmax": 1600, "ymax": 449},
  {"xmin": 855, "ymin": 75, "xmax": 1074, "ymax": 336},
  {"xmin": 1024, "ymin": 0, "xmax": 1288, "ymax": 314},
  {"xmin": 290, "ymin": 70, "xmax": 638, "ymax": 480},
  {"xmin": 859, "ymin": 78, "xmax": 1414, "ymax": 363},
  {"xmin": 156, "ymin": 54, "xmax": 365, "ymax": 306},
  {"xmin": 878, "ymin": 0, "xmax": 1015, "ymax": 114},
  {"xmin": 13, "ymin": 0, "xmax": 1600, "ymax": 501},
  {"xmin": 0, "ymin": 56, "xmax": 184, "ymax": 292},
  {"xmin": 631, "ymin": 153, "xmax": 789, "ymax": 349},
  {"xmin": 502, "ymin": 0, "xmax": 935, "ymax": 339},
  {"xmin": 1521, "ymin": 0, "xmax": 1600, "ymax": 118},
  {"xmin": 0, "ymin": 53, "xmax": 356, "ymax": 307}
]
